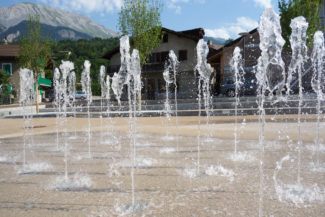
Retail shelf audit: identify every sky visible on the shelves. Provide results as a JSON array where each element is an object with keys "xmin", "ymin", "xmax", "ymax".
[{"xmin": 0, "ymin": 0, "xmax": 280, "ymax": 40}]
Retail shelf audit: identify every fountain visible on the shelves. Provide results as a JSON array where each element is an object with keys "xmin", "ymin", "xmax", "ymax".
[
  {"xmin": 311, "ymin": 31, "xmax": 325, "ymax": 168},
  {"xmin": 256, "ymin": 8, "xmax": 286, "ymax": 217},
  {"xmin": 68, "ymin": 69, "xmax": 77, "ymax": 137},
  {"xmin": 52, "ymin": 61, "xmax": 93, "ymax": 190},
  {"xmin": 105, "ymin": 73, "xmax": 113, "ymax": 137},
  {"xmin": 54, "ymin": 61, "xmax": 74, "ymax": 179},
  {"xmin": 99, "ymin": 65, "xmax": 106, "ymax": 140},
  {"xmin": 163, "ymin": 61, "xmax": 172, "ymax": 124},
  {"xmin": 19, "ymin": 68, "xmax": 35, "ymax": 168},
  {"xmin": 53, "ymin": 68, "xmax": 62, "ymax": 150},
  {"xmin": 81, "ymin": 60, "xmax": 93, "ymax": 158},
  {"xmin": 112, "ymin": 36, "xmax": 130, "ymax": 105},
  {"xmin": 288, "ymin": 16, "xmax": 309, "ymax": 185},
  {"xmin": 111, "ymin": 35, "xmax": 144, "ymax": 212},
  {"xmin": 272, "ymin": 16, "xmax": 324, "ymax": 207},
  {"xmin": 2, "ymin": 7, "xmax": 325, "ymax": 217},
  {"xmin": 194, "ymin": 39, "xmax": 213, "ymax": 174},
  {"xmin": 230, "ymin": 47, "xmax": 245, "ymax": 156},
  {"xmin": 163, "ymin": 50, "xmax": 179, "ymax": 145}
]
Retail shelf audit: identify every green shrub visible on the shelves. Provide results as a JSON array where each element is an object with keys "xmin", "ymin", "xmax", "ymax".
[{"xmin": 91, "ymin": 83, "xmax": 101, "ymax": 96}]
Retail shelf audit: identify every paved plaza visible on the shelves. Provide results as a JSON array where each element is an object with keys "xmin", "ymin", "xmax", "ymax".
[{"xmin": 0, "ymin": 115, "xmax": 324, "ymax": 216}]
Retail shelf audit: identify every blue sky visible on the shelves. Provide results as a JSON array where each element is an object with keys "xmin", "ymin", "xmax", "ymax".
[{"xmin": 1, "ymin": 0, "xmax": 279, "ymax": 39}]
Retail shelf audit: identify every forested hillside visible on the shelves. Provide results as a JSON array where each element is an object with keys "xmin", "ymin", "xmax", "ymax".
[{"xmin": 51, "ymin": 37, "xmax": 119, "ymax": 94}]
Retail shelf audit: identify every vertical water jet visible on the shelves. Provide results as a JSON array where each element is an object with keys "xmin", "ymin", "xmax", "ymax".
[
  {"xmin": 230, "ymin": 47, "xmax": 245, "ymax": 155},
  {"xmin": 256, "ymin": 8, "xmax": 285, "ymax": 217},
  {"xmin": 311, "ymin": 31, "xmax": 325, "ymax": 167},
  {"xmin": 288, "ymin": 16, "xmax": 308, "ymax": 185},
  {"xmin": 19, "ymin": 68, "xmax": 34, "ymax": 167},
  {"xmin": 81, "ymin": 60, "xmax": 92, "ymax": 158},
  {"xmin": 195, "ymin": 39, "xmax": 213, "ymax": 174}
]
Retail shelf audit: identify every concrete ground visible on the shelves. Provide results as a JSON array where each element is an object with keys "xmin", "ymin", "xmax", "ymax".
[{"xmin": 0, "ymin": 115, "xmax": 324, "ymax": 216}]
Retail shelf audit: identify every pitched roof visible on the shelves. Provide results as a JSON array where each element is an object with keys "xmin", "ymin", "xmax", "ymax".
[
  {"xmin": 162, "ymin": 27, "xmax": 204, "ymax": 41},
  {"xmin": 102, "ymin": 27, "xmax": 205, "ymax": 60},
  {"xmin": 208, "ymin": 44, "xmax": 222, "ymax": 59},
  {"xmin": 223, "ymin": 28, "xmax": 258, "ymax": 48},
  {"xmin": 0, "ymin": 44, "xmax": 20, "ymax": 57},
  {"xmin": 207, "ymin": 28, "xmax": 258, "ymax": 61}
]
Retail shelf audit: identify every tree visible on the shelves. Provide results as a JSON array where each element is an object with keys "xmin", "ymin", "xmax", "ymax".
[
  {"xmin": 18, "ymin": 14, "xmax": 52, "ymax": 113},
  {"xmin": 118, "ymin": 0, "xmax": 163, "ymax": 66},
  {"xmin": 278, "ymin": 0, "xmax": 322, "ymax": 50},
  {"xmin": 51, "ymin": 37, "xmax": 119, "ymax": 84}
]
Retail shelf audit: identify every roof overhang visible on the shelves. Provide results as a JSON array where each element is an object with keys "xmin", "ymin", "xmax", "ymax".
[
  {"xmin": 102, "ymin": 27, "xmax": 205, "ymax": 60},
  {"xmin": 0, "ymin": 44, "xmax": 20, "ymax": 57}
]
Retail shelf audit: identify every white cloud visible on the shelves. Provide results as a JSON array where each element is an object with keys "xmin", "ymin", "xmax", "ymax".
[
  {"xmin": 38, "ymin": 0, "xmax": 123, "ymax": 14},
  {"xmin": 254, "ymin": 0, "xmax": 272, "ymax": 9},
  {"xmin": 166, "ymin": 0, "xmax": 207, "ymax": 14},
  {"xmin": 166, "ymin": 0, "xmax": 189, "ymax": 14},
  {"xmin": 205, "ymin": 28, "xmax": 230, "ymax": 40},
  {"xmin": 205, "ymin": 16, "xmax": 258, "ymax": 39}
]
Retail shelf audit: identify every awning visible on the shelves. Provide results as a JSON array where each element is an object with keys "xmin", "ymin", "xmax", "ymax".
[{"xmin": 37, "ymin": 74, "xmax": 51, "ymax": 87}]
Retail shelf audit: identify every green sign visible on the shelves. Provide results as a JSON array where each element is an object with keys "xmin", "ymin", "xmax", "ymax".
[{"xmin": 7, "ymin": 85, "xmax": 11, "ymax": 93}]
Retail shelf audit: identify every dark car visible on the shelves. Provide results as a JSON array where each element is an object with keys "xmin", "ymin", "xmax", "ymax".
[
  {"xmin": 221, "ymin": 79, "xmax": 258, "ymax": 97},
  {"xmin": 47, "ymin": 89, "xmax": 55, "ymax": 102}
]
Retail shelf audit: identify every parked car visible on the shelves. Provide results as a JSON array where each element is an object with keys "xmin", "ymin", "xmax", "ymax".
[
  {"xmin": 221, "ymin": 79, "xmax": 258, "ymax": 97},
  {"xmin": 47, "ymin": 89, "xmax": 55, "ymax": 102},
  {"xmin": 73, "ymin": 91, "xmax": 87, "ymax": 100}
]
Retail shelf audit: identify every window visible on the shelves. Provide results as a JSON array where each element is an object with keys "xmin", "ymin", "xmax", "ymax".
[
  {"xmin": 245, "ymin": 43, "xmax": 259, "ymax": 48},
  {"xmin": 148, "ymin": 53, "xmax": 157, "ymax": 63},
  {"xmin": 161, "ymin": 51, "xmax": 169, "ymax": 62},
  {"xmin": 178, "ymin": 50, "xmax": 187, "ymax": 61},
  {"xmin": 163, "ymin": 33, "xmax": 168, "ymax": 43},
  {"xmin": 148, "ymin": 51, "xmax": 171, "ymax": 63},
  {"xmin": 148, "ymin": 53, "xmax": 162, "ymax": 63},
  {"xmin": 2, "ymin": 63, "xmax": 12, "ymax": 75},
  {"xmin": 156, "ymin": 52, "xmax": 161, "ymax": 63}
]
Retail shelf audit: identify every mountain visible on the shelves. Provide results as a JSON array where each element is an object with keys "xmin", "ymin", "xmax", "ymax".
[
  {"xmin": 0, "ymin": 2, "xmax": 119, "ymax": 42},
  {"xmin": 0, "ymin": 20, "xmax": 94, "ymax": 42},
  {"xmin": 204, "ymin": 36, "xmax": 227, "ymax": 45}
]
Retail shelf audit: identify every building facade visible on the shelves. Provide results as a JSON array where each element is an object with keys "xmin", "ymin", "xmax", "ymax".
[
  {"xmin": 103, "ymin": 28, "xmax": 214, "ymax": 100},
  {"xmin": 0, "ymin": 44, "xmax": 21, "ymax": 102},
  {"xmin": 208, "ymin": 29, "xmax": 261, "ymax": 94},
  {"xmin": 0, "ymin": 44, "xmax": 52, "ymax": 103}
]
